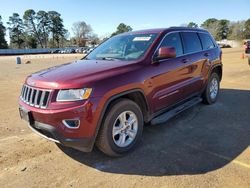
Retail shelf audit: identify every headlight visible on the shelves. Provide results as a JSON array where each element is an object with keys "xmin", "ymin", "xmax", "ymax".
[{"xmin": 56, "ymin": 88, "xmax": 92, "ymax": 102}]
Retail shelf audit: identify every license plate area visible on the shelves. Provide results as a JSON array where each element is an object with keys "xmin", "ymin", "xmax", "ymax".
[{"xmin": 19, "ymin": 106, "xmax": 34, "ymax": 125}]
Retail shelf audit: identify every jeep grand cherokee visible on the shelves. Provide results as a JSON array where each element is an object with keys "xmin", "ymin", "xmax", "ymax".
[{"xmin": 19, "ymin": 27, "xmax": 222, "ymax": 156}]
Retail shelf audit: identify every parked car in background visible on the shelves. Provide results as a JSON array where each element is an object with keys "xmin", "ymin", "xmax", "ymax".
[
  {"xmin": 86, "ymin": 48, "xmax": 94, "ymax": 54},
  {"xmin": 59, "ymin": 48, "xmax": 76, "ymax": 54},
  {"xmin": 75, "ymin": 47, "xmax": 91, "ymax": 54},
  {"xmin": 244, "ymin": 40, "xmax": 250, "ymax": 54},
  {"xmin": 218, "ymin": 43, "xmax": 231, "ymax": 48},
  {"xmin": 76, "ymin": 47, "xmax": 84, "ymax": 53},
  {"xmin": 60, "ymin": 49, "xmax": 66, "ymax": 54},
  {"xmin": 82, "ymin": 48, "xmax": 89, "ymax": 54},
  {"xmin": 66, "ymin": 48, "xmax": 76, "ymax": 54},
  {"xmin": 19, "ymin": 27, "xmax": 222, "ymax": 157},
  {"xmin": 51, "ymin": 49, "xmax": 61, "ymax": 54}
]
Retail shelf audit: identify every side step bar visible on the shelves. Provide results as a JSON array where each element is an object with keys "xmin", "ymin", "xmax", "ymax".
[{"xmin": 151, "ymin": 97, "xmax": 202, "ymax": 125}]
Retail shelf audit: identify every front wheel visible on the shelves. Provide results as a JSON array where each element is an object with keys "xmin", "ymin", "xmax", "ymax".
[
  {"xmin": 202, "ymin": 72, "xmax": 220, "ymax": 104},
  {"xmin": 96, "ymin": 99, "xmax": 143, "ymax": 157}
]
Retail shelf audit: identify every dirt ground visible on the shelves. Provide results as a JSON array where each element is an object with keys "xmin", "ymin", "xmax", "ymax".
[{"xmin": 0, "ymin": 50, "xmax": 249, "ymax": 188}]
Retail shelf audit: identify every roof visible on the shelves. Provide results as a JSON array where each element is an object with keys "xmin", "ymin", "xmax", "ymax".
[{"xmin": 120, "ymin": 27, "xmax": 208, "ymax": 35}]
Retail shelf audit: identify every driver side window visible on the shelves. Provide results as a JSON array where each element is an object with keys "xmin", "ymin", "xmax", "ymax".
[{"xmin": 160, "ymin": 32, "xmax": 183, "ymax": 57}]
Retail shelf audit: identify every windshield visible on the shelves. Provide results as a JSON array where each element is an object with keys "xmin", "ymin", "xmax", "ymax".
[{"xmin": 86, "ymin": 33, "xmax": 158, "ymax": 61}]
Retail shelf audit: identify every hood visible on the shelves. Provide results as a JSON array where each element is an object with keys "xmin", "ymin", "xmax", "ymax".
[{"xmin": 26, "ymin": 59, "xmax": 141, "ymax": 89}]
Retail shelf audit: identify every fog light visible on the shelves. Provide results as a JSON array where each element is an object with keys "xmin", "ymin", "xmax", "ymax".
[{"xmin": 62, "ymin": 119, "xmax": 80, "ymax": 129}]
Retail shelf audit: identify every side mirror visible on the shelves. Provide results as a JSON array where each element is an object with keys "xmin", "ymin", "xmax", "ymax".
[{"xmin": 153, "ymin": 47, "xmax": 176, "ymax": 63}]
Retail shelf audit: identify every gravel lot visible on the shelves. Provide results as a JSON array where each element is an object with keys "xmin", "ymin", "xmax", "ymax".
[{"xmin": 0, "ymin": 50, "xmax": 249, "ymax": 188}]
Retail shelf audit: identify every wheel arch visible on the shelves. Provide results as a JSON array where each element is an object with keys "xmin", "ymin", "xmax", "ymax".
[
  {"xmin": 102, "ymin": 89, "xmax": 150, "ymax": 123},
  {"xmin": 210, "ymin": 64, "xmax": 222, "ymax": 81},
  {"xmin": 93, "ymin": 89, "xmax": 150, "ymax": 147}
]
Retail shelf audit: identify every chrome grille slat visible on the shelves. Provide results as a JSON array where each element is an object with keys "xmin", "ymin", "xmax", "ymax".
[
  {"xmin": 22, "ymin": 86, "xmax": 26, "ymax": 100},
  {"xmin": 36, "ymin": 91, "xmax": 42, "ymax": 106},
  {"xmin": 24, "ymin": 86, "xmax": 28, "ymax": 101},
  {"xmin": 20, "ymin": 84, "xmax": 51, "ymax": 109},
  {"xmin": 27, "ymin": 87, "xmax": 31, "ymax": 102},
  {"xmin": 25, "ymin": 87, "xmax": 30, "ymax": 102},
  {"xmin": 21, "ymin": 86, "xmax": 25, "ymax": 98},
  {"xmin": 27, "ymin": 87, "xmax": 30, "ymax": 103},
  {"xmin": 44, "ymin": 92, "xmax": 50, "ymax": 107},
  {"xmin": 39, "ymin": 91, "xmax": 46, "ymax": 107},
  {"xmin": 34, "ymin": 90, "xmax": 39, "ymax": 107},
  {"xmin": 29, "ymin": 88, "xmax": 34, "ymax": 105},
  {"xmin": 31, "ymin": 89, "xmax": 37, "ymax": 106}
]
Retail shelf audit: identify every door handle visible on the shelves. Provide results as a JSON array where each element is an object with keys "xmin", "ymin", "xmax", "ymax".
[
  {"xmin": 182, "ymin": 58, "xmax": 189, "ymax": 63},
  {"xmin": 204, "ymin": 52, "xmax": 209, "ymax": 57}
]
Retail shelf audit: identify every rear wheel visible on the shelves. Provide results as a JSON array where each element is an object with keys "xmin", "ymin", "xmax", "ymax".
[
  {"xmin": 202, "ymin": 72, "xmax": 220, "ymax": 104},
  {"xmin": 96, "ymin": 99, "xmax": 143, "ymax": 157}
]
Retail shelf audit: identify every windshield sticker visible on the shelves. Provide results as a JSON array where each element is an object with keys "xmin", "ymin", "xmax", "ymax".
[{"xmin": 133, "ymin": 37, "xmax": 151, "ymax": 41}]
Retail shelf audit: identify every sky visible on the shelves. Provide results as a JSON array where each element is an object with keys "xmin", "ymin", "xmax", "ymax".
[{"xmin": 0, "ymin": 0, "xmax": 249, "ymax": 39}]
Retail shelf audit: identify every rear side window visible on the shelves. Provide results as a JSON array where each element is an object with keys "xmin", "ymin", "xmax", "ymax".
[
  {"xmin": 198, "ymin": 33, "xmax": 215, "ymax": 50},
  {"xmin": 159, "ymin": 32, "xmax": 183, "ymax": 56},
  {"xmin": 181, "ymin": 32, "xmax": 202, "ymax": 54}
]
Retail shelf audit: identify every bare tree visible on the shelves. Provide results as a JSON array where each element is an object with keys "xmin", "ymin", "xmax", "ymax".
[
  {"xmin": 89, "ymin": 33, "xmax": 100, "ymax": 46},
  {"xmin": 228, "ymin": 21, "xmax": 245, "ymax": 40},
  {"xmin": 72, "ymin": 21, "xmax": 92, "ymax": 46}
]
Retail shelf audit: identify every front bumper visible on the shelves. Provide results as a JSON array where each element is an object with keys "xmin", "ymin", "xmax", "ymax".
[
  {"xmin": 19, "ymin": 97, "xmax": 102, "ymax": 152},
  {"xmin": 28, "ymin": 121, "xmax": 93, "ymax": 152}
]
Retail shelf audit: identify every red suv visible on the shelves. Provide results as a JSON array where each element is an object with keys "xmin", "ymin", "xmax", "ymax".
[
  {"xmin": 19, "ymin": 27, "xmax": 222, "ymax": 156},
  {"xmin": 244, "ymin": 40, "xmax": 250, "ymax": 54}
]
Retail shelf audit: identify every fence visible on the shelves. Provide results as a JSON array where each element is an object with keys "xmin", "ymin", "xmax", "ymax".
[{"xmin": 0, "ymin": 47, "xmax": 77, "ymax": 55}]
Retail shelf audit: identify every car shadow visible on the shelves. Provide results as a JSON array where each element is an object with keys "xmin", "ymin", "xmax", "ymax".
[{"xmin": 57, "ymin": 88, "xmax": 250, "ymax": 176}]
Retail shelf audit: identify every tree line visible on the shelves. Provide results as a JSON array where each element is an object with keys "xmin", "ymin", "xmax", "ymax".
[
  {"xmin": 187, "ymin": 18, "xmax": 250, "ymax": 41},
  {"xmin": 0, "ymin": 10, "xmax": 249, "ymax": 49},
  {"xmin": 4, "ymin": 10, "xmax": 69, "ymax": 49}
]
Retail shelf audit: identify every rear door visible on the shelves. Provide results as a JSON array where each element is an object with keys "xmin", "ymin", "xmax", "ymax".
[
  {"xmin": 198, "ymin": 32, "xmax": 217, "ymax": 79},
  {"xmin": 180, "ymin": 32, "xmax": 207, "ymax": 98}
]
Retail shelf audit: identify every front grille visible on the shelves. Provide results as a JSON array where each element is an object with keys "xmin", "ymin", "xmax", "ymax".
[{"xmin": 20, "ymin": 85, "xmax": 51, "ymax": 109}]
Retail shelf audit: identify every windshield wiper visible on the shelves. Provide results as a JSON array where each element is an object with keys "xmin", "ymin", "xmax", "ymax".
[
  {"xmin": 81, "ymin": 56, "xmax": 89, "ymax": 60},
  {"xmin": 99, "ymin": 57, "xmax": 121, "ymax": 61},
  {"xmin": 83, "ymin": 57, "xmax": 123, "ymax": 61}
]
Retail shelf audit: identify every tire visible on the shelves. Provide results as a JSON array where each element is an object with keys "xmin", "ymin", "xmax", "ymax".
[
  {"xmin": 96, "ymin": 99, "xmax": 143, "ymax": 157},
  {"xmin": 202, "ymin": 72, "xmax": 220, "ymax": 104}
]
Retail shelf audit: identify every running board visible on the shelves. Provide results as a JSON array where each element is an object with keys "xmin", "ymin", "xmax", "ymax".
[{"xmin": 151, "ymin": 97, "xmax": 202, "ymax": 125}]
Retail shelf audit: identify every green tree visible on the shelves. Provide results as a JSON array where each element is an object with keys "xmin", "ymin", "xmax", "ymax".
[
  {"xmin": 36, "ymin": 10, "xmax": 50, "ymax": 48},
  {"xmin": 244, "ymin": 19, "xmax": 250, "ymax": 39},
  {"xmin": 216, "ymin": 19, "xmax": 230, "ymax": 40},
  {"xmin": 201, "ymin": 18, "xmax": 218, "ymax": 28},
  {"xmin": 23, "ymin": 9, "xmax": 43, "ymax": 48},
  {"xmin": 7, "ymin": 13, "xmax": 25, "ymax": 48},
  {"xmin": 0, "ymin": 15, "xmax": 8, "ymax": 49},
  {"xmin": 201, "ymin": 18, "xmax": 219, "ymax": 39},
  {"xmin": 111, "ymin": 23, "xmax": 132, "ymax": 36},
  {"xmin": 24, "ymin": 34, "xmax": 37, "ymax": 48},
  {"xmin": 48, "ymin": 11, "xmax": 67, "ymax": 48},
  {"xmin": 187, "ymin": 22, "xmax": 198, "ymax": 28}
]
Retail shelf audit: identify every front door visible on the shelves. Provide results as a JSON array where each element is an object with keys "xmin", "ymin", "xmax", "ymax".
[{"xmin": 148, "ymin": 32, "xmax": 190, "ymax": 113}]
